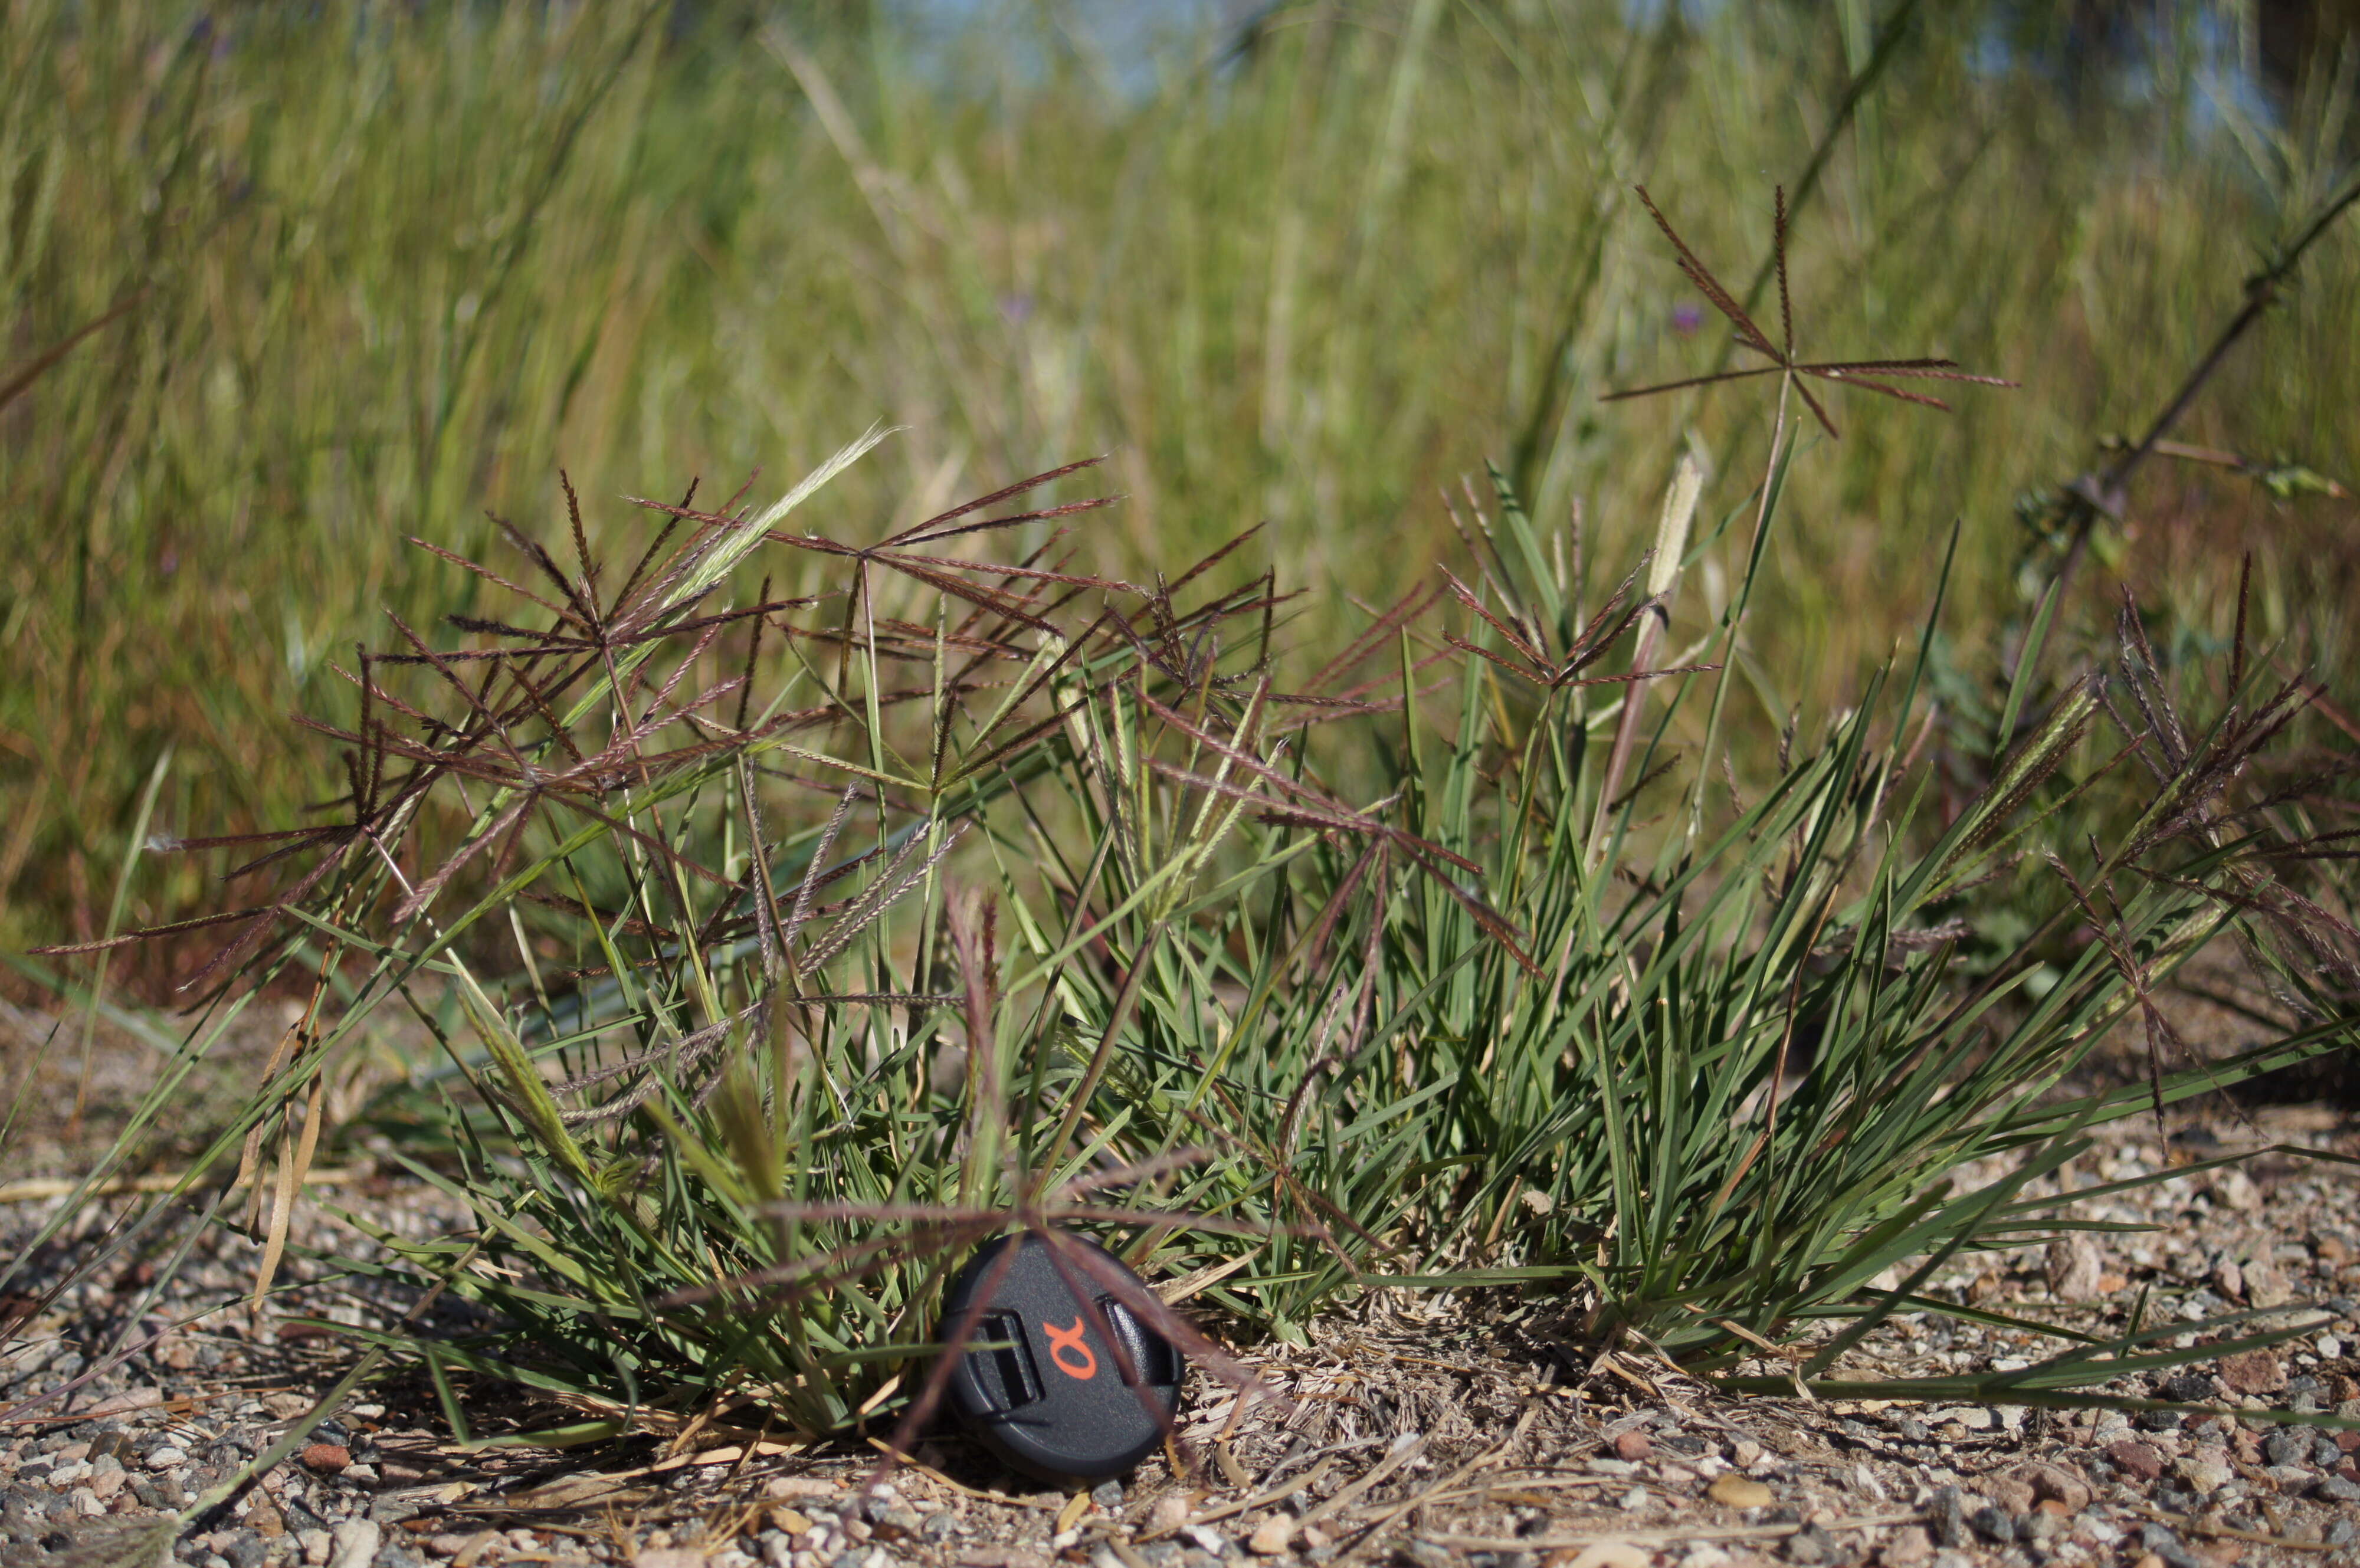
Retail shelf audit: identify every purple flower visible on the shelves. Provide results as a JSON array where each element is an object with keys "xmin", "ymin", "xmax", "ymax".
[{"xmin": 1672, "ymin": 303, "xmax": 1703, "ymax": 336}]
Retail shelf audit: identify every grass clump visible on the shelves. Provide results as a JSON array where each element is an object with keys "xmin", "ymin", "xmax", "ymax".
[
  {"xmin": 6, "ymin": 150, "xmax": 2356, "ymax": 1463},
  {"xmin": 21, "ymin": 366, "xmax": 2349, "ymax": 1453}
]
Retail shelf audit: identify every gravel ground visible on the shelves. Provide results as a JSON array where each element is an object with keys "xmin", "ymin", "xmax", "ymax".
[{"xmin": 9, "ymin": 1101, "xmax": 2360, "ymax": 1568}]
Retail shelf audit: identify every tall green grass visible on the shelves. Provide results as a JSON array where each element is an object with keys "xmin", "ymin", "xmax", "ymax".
[{"xmin": 4, "ymin": 0, "xmax": 2357, "ymax": 963}]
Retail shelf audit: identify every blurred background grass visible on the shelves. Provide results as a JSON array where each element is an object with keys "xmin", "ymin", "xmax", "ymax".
[{"xmin": 2, "ymin": 0, "xmax": 2356, "ymax": 974}]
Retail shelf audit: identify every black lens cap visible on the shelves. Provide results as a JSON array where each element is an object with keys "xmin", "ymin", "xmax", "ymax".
[{"xmin": 937, "ymin": 1232, "xmax": 1185, "ymax": 1482}]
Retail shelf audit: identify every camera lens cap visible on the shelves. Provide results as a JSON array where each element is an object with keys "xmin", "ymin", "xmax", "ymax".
[{"xmin": 938, "ymin": 1232, "xmax": 1185, "ymax": 1482}]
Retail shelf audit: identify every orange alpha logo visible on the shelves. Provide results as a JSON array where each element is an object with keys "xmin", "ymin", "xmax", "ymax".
[{"xmin": 1043, "ymin": 1316, "xmax": 1099, "ymax": 1380}]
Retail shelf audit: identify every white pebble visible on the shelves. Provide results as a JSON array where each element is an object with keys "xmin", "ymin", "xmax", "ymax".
[
  {"xmin": 1185, "ymin": 1524, "xmax": 1230, "ymax": 1555},
  {"xmin": 328, "ymin": 1519, "xmax": 381, "ymax": 1568}
]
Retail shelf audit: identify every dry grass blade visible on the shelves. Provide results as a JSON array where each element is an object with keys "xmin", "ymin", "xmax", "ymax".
[{"xmin": 0, "ymin": 288, "xmax": 146, "ymax": 416}]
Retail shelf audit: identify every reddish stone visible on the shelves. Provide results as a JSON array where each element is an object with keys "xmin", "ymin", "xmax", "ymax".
[
  {"xmin": 1614, "ymin": 1430, "xmax": 1654, "ymax": 1462},
  {"xmin": 299, "ymin": 1442, "xmax": 350, "ymax": 1474},
  {"xmin": 2107, "ymin": 1441, "xmax": 2166, "ymax": 1482},
  {"xmin": 2218, "ymin": 1351, "xmax": 2285, "ymax": 1395},
  {"xmin": 1985, "ymin": 1476, "xmax": 2038, "ymax": 1516},
  {"xmin": 2017, "ymin": 1461, "xmax": 2093, "ymax": 1513}
]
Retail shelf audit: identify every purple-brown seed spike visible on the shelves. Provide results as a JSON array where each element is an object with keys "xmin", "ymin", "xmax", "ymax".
[
  {"xmin": 1631, "ymin": 186, "xmax": 1779, "ymax": 359},
  {"xmin": 560, "ymin": 469, "xmax": 601, "ymax": 619}
]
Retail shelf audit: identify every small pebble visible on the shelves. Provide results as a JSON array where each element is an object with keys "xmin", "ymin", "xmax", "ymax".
[
  {"xmin": 768, "ymin": 1477, "xmax": 839, "ymax": 1501},
  {"xmin": 1880, "ymin": 1526, "xmax": 1930, "ymax": 1567},
  {"xmin": 300, "ymin": 1443, "xmax": 350, "ymax": 1474},
  {"xmin": 1565, "ymin": 1545, "xmax": 1648, "ymax": 1568},
  {"xmin": 1783, "ymin": 1525, "xmax": 1837, "ymax": 1565},
  {"xmin": 328, "ymin": 1518, "xmax": 380, "ymax": 1568},
  {"xmin": 635, "ymin": 1551, "xmax": 712, "ymax": 1568},
  {"xmin": 2138, "ymin": 1523, "xmax": 2203, "ymax": 1568},
  {"xmin": 2219, "ymin": 1350, "xmax": 2285, "ymax": 1395},
  {"xmin": 1613, "ymin": 1431, "xmax": 1653, "ymax": 1462},
  {"xmin": 1926, "ymin": 1487, "xmax": 1968, "ymax": 1550},
  {"xmin": 2266, "ymin": 1428, "xmax": 2312, "ymax": 1467},
  {"xmin": 1247, "ymin": 1516, "xmax": 1294, "ymax": 1556},
  {"xmin": 2174, "ymin": 1455, "xmax": 2232, "ymax": 1492},
  {"xmin": 1707, "ymin": 1475, "xmax": 1772, "ymax": 1508},
  {"xmin": 1184, "ymin": 1524, "xmax": 1228, "ymax": 1556}
]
